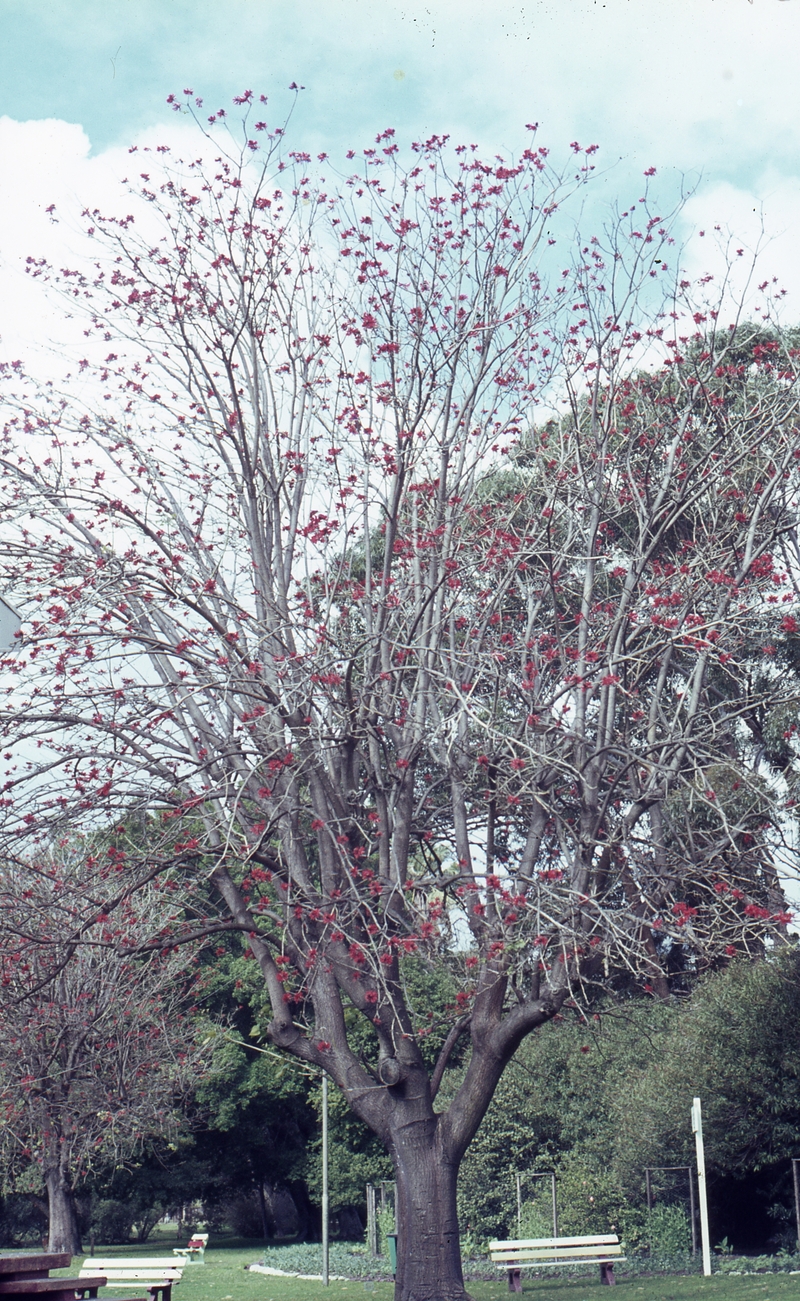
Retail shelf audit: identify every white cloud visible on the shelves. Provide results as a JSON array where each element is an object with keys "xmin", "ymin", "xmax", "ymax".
[
  {"xmin": 0, "ymin": 113, "xmax": 208, "ymax": 365},
  {"xmin": 262, "ymin": 0, "xmax": 800, "ymax": 182},
  {"xmin": 0, "ymin": 117, "xmax": 94, "ymax": 358},
  {"xmin": 680, "ymin": 174, "xmax": 800, "ymax": 323},
  {"xmin": 5, "ymin": 0, "xmax": 800, "ymax": 380}
]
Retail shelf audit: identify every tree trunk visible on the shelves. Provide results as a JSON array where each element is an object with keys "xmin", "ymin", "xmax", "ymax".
[
  {"xmin": 256, "ymin": 1179, "xmax": 272, "ymax": 1242},
  {"xmin": 390, "ymin": 1119, "xmax": 469, "ymax": 1301},
  {"xmin": 45, "ymin": 1166, "xmax": 82, "ymax": 1255},
  {"xmin": 288, "ymin": 1179, "xmax": 314, "ymax": 1242}
]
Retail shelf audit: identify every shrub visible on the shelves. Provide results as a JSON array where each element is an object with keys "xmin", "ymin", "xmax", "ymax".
[
  {"xmin": 227, "ymin": 1193, "xmax": 265, "ymax": 1239},
  {"xmin": 553, "ymin": 1157, "xmax": 629, "ymax": 1236},
  {"xmin": 641, "ymin": 1204, "xmax": 692, "ymax": 1259},
  {"xmin": 517, "ymin": 1197, "xmax": 556, "ymax": 1240},
  {"xmin": 376, "ymin": 1205, "xmax": 395, "ymax": 1255},
  {"xmin": 0, "ymin": 1193, "xmax": 47, "ymax": 1247},
  {"xmin": 89, "ymin": 1198, "xmax": 134, "ymax": 1245}
]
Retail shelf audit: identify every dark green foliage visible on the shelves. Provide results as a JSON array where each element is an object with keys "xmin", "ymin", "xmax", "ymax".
[
  {"xmin": 305, "ymin": 1079, "xmax": 392, "ymax": 1213},
  {"xmin": 84, "ymin": 1140, "xmax": 223, "ymax": 1243},
  {"xmin": 455, "ymin": 1001, "xmax": 673, "ymax": 1239},
  {"xmin": 0, "ymin": 1193, "xmax": 47, "ymax": 1247},
  {"xmin": 88, "ymin": 1198, "xmax": 135, "ymax": 1245},
  {"xmin": 613, "ymin": 949, "xmax": 800, "ymax": 1184},
  {"xmin": 456, "ymin": 950, "xmax": 800, "ymax": 1251}
]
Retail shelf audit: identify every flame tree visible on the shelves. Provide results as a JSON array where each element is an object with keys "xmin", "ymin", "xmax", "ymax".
[{"xmin": 1, "ymin": 91, "xmax": 799, "ymax": 1299}]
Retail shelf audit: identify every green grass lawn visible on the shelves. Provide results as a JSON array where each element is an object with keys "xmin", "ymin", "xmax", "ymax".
[{"xmin": 48, "ymin": 1240, "xmax": 800, "ymax": 1301}]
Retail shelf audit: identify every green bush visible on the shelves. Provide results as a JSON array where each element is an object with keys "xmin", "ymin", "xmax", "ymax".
[
  {"xmin": 553, "ymin": 1156, "xmax": 628, "ymax": 1236},
  {"xmin": 715, "ymin": 1252, "xmax": 800, "ymax": 1274},
  {"xmin": 376, "ymin": 1205, "xmax": 395, "ymax": 1255},
  {"xmin": 640, "ymin": 1204, "xmax": 692, "ymax": 1258},
  {"xmin": 90, "ymin": 1197, "xmax": 134, "ymax": 1245},
  {"xmin": 517, "ymin": 1197, "xmax": 555, "ymax": 1240},
  {"xmin": 0, "ymin": 1193, "xmax": 47, "ymax": 1246}
]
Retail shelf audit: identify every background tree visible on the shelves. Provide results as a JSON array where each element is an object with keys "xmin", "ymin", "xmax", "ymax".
[
  {"xmin": 457, "ymin": 949, "xmax": 800, "ymax": 1253},
  {"xmin": 612, "ymin": 948, "xmax": 800, "ymax": 1251},
  {"xmin": 453, "ymin": 997, "xmax": 674, "ymax": 1244},
  {"xmin": 194, "ymin": 945, "xmax": 326, "ymax": 1241},
  {"xmin": 0, "ymin": 855, "xmax": 207, "ymax": 1253},
  {"xmin": 1, "ymin": 92, "xmax": 799, "ymax": 1299}
]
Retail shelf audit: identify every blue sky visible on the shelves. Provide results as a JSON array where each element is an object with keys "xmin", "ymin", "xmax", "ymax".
[
  {"xmin": 3, "ymin": 0, "xmax": 799, "ymax": 175},
  {"xmin": 2, "ymin": 0, "xmax": 800, "ymax": 356}
]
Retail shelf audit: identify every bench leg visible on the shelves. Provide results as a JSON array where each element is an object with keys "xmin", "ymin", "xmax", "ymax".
[
  {"xmin": 146, "ymin": 1287, "xmax": 172, "ymax": 1301},
  {"xmin": 507, "ymin": 1268, "xmax": 522, "ymax": 1293},
  {"xmin": 600, "ymin": 1263, "xmax": 616, "ymax": 1286}
]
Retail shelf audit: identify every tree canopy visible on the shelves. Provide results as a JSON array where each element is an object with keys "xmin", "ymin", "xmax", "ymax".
[
  {"xmin": 1, "ymin": 91, "xmax": 800, "ymax": 1299},
  {"xmin": 0, "ymin": 852, "xmax": 206, "ymax": 1252}
]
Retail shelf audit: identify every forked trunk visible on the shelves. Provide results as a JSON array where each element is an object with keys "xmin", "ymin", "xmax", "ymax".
[
  {"xmin": 391, "ymin": 1119, "xmax": 470, "ymax": 1301},
  {"xmin": 45, "ymin": 1166, "xmax": 82, "ymax": 1255}
]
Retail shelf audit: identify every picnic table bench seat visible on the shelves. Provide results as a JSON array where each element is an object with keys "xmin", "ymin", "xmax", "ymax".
[
  {"xmin": 0, "ymin": 1281, "xmax": 108, "ymax": 1299},
  {"xmin": 79, "ymin": 1259, "xmax": 183, "ymax": 1301},
  {"xmin": 0, "ymin": 1253, "xmax": 104, "ymax": 1301},
  {"xmin": 489, "ymin": 1234, "xmax": 626, "ymax": 1292},
  {"xmin": 0, "ymin": 1258, "xmax": 72, "ymax": 1283}
]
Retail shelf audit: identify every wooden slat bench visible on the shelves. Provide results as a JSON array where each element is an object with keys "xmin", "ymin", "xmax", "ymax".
[
  {"xmin": 489, "ymin": 1234, "xmax": 626, "ymax": 1292},
  {"xmin": 78, "ymin": 1260, "xmax": 183, "ymax": 1301}
]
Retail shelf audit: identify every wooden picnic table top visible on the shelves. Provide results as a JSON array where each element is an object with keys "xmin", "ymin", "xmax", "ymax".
[
  {"xmin": 0, "ymin": 1280, "xmax": 106, "ymax": 1296},
  {"xmin": 0, "ymin": 1260, "xmax": 71, "ymax": 1281},
  {"xmin": 0, "ymin": 1253, "xmax": 106, "ymax": 1301}
]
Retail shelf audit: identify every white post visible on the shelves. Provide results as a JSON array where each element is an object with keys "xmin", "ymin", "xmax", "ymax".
[
  {"xmin": 0, "ymin": 596, "xmax": 21, "ymax": 650},
  {"xmin": 322, "ymin": 1073, "xmax": 329, "ymax": 1286},
  {"xmin": 691, "ymin": 1098, "xmax": 712, "ymax": 1276},
  {"xmin": 516, "ymin": 1173, "xmax": 522, "ymax": 1234}
]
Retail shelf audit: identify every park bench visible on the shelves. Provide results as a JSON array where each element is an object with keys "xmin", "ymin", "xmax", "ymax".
[
  {"xmin": 79, "ymin": 1259, "xmax": 183, "ymax": 1301},
  {"xmin": 489, "ymin": 1233, "xmax": 626, "ymax": 1292},
  {"xmin": 172, "ymin": 1235, "xmax": 207, "ymax": 1265}
]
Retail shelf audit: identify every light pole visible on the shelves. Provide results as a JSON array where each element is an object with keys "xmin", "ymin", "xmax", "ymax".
[{"xmin": 322, "ymin": 1073, "xmax": 329, "ymax": 1287}]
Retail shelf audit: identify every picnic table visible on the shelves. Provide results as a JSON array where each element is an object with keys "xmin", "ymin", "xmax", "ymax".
[{"xmin": 0, "ymin": 1253, "xmax": 106, "ymax": 1301}]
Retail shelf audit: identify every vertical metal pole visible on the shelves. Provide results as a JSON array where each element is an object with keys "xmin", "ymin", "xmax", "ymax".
[
  {"xmin": 551, "ymin": 1172, "xmax": 558, "ymax": 1239},
  {"xmin": 367, "ymin": 1185, "xmax": 377, "ymax": 1256},
  {"xmin": 516, "ymin": 1174, "xmax": 522, "ymax": 1235},
  {"xmin": 645, "ymin": 1169, "xmax": 652, "ymax": 1212},
  {"xmin": 691, "ymin": 1098, "xmax": 712, "ymax": 1276},
  {"xmin": 792, "ymin": 1159, "xmax": 800, "ymax": 1252},
  {"xmin": 689, "ymin": 1166, "xmax": 697, "ymax": 1258},
  {"xmin": 322, "ymin": 1074, "xmax": 329, "ymax": 1286}
]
